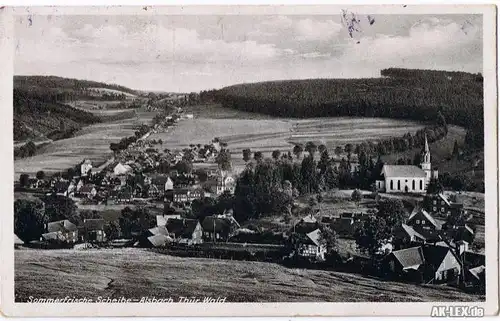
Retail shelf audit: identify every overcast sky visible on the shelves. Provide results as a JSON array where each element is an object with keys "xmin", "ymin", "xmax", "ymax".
[{"xmin": 15, "ymin": 14, "xmax": 482, "ymax": 92}]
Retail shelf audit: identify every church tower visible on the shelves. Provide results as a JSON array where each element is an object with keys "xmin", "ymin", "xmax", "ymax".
[{"xmin": 420, "ymin": 134, "xmax": 432, "ymax": 184}]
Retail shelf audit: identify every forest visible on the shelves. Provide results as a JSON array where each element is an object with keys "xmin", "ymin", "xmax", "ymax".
[{"xmin": 208, "ymin": 68, "xmax": 484, "ymax": 150}]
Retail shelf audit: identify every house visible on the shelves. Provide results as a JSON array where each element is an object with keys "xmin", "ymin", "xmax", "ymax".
[
  {"xmin": 376, "ymin": 135, "xmax": 438, "ymax": 193},
  {"xmin": 291, "ymin": 214, "xmax": 320, "ymax": 234},
  {"xmin": 296, "ymin": 229, "xmax": 327, "ymax": 261},
  {"xmin": 147, "ymin": 234, "xmax": 173, "ymax": 248},
  {"xmin": 422, "ymin": 244, "xmax": 462, "ymax": 283},
  {"xmin": 466, "ymin": 265, "xmax": 485, "ymax": 291},
  {"xmin": 77, "ymin": 184, "xmax": 97, "ymax": 199},
  {"xmin": 150, "ymin": 175, "xmax": 174, "ymax": 193},
  {"xmin": 53, "ymin": 181, "xmax": 75, "ymax": 197},
  {"xmin": 423, "ymin": 193, "xmax": 466, "ymax": 218},
  {"xmin": 147, "ymin": 184, "xmax": 162, "ymax": 199},
  {"xmin": 332, "ymin": 217, "xmax": 356, "ymax": 237},
  {"xmin": 393, "ymin": 223, "xmax": 427, "ymax": 248},
  {"xmin": 166, "ymin": 218, "xmax": 203, "ymax": 245},
  {"xmin": 384, "ymin": 244, "xmax": 462, "ymax": 284},
  {"xmin": 383, "ymin": 246, "xmax": 425, "ymax": 282},
  {"xmin": 169, "ymin": 188, "xmax": 204, "ymax": 203},
  {"xmin": 113, "ymin": 162, "xmax": 133, "ymax": 176},
  {"xmin": 201, "ymin": 215, "xmax": 240, "ymax": 242},
  {"xmin": 117, "ymin": 187, "xmax": 133, "ymax": 203},
  {"xmin": 406, "ymin": 208, "xmax": 442, "ymax": 241},
  {"xmin": 215, "ymin": 174, "xmax": 236, "ymax": 195},
  {"xmin": 27, "ymin": 178, "xmax": 44, "ymax": 189},
  {"xmin": 42, "ymin": 220, "xmax": 79, "ymax": 244},
  {"xmin": 83, "ymin": 219, "xmax": 106, "ymax": 243},
  {"xmin": 81, "ymin": 159, "xmax": 93, "ymax": 177},
  {"xmin": 148, "ymin": 225, "xmax": 169, "ymax": 236},
  {"xmin": 156, "ymin": 214, "xmax": 182, "ymax": 227}
]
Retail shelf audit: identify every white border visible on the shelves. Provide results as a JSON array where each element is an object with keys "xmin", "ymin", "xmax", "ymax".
[{"xmin": 0, "ymin": 4, "xmax": 498, "ymax": 317}]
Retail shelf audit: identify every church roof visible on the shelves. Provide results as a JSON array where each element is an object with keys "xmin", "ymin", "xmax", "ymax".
[{"xmin": 382, "ymin": 165, "xmax": 427, "ymax": 178}]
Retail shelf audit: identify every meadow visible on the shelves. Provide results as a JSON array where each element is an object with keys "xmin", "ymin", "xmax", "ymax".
[
  {"xmin": 148, "ymin": 113, "xmax": 425, "ymax": 173},
  {"xmin": 14, "ymin": 111, "xmax": 156, "ymax": 177},
  {"xmin": 15, "ymin": 248, "xmax": 483, "ymax": 303}
]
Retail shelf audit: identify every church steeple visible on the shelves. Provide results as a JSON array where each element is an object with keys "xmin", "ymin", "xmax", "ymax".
[
  {"xmin": 420, "ymin": 134, "xmax": 432, "ymax": 184},
  {"xmin": 422, "ymin": 134, "xmax": 431, "ymax": 164}
]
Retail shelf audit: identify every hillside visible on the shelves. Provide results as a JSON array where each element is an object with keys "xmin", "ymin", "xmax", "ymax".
[
  {"xmin": 15, "ymin": 249, "xmax": 483, "ymax": 303},
  {"xmin": 214, "ymin": 68, "xmax": 483, "ymax": 132},
  {"xmin": 13, "ymin": 76, "xmax": 138, "ymax": 142},
  {"xmin": 14, "ymin": 75, "xmax": 138, "ymax": 96}
]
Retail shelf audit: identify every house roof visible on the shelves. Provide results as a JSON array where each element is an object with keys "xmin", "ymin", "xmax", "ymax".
[
  {"xmin": 382, "ymin": 165, "xmax": 427, "ymax": 178},
  {"xmin": 468, "ymin": 265, "xmax": 485, "ymax": 281},
  {"xmin": 201, "ymin": 216, "xmax": 233, "ymax": 233},
  {"xmin": 79, "ymin": 185, "xmax": 96, "ymax": 193},
  {"xmin": 148, "ymin": 225, "xmax": 169, "ymax": 236},
  {"xmin": 391, "ymin": 246, "xmax": 425, "ymax": 269},
  {"xmin": 151, "ymin": 175, "xmax": 172, "ymax": 186},
  {"xmin": 422, "ymin": 244, "xmax": 452, "ymax": 268},
  {"xmin": 42, "ymin": 232, "xmax": 61, "ymax": 241},
  {"xmin": 166, "ymin": 218, "xmax": 200, "ymax": 238},
  {"xmin": 438, "ymin": 194, "xmax": 452, "ymax": 207},
  {"xmin": 84, "ymin": 219, "xmax": 105, "ymax": 230},
  {"xmin": 147, "ymin": 234, "xmax": 173, "ymax": 247},
  {"xmin": 305, "ymin": 229, "xmax": 322, "ymax": 247},
  {"xmin": 301, "ymin": 215, "xmax": 317, "ymax": 224},
  {"xmin": 400, "ymin": 223, "xmax": 426, "ymax": 241},
  {"xmin": 54, "ymin": 181, "xmax": 70, "ymax": 192},
  {"xmin": 47, "ymin": 220, "xmax": 78, "ymax": 233},
  {"xmin": 408, "ymin": 208, "xmax": 440, "ymax": 229}
]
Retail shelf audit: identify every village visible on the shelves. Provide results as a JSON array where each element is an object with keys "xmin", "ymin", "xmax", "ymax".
[{"xmin": 13, "ymin": 102, "xmax": 486, "ymax": 297}]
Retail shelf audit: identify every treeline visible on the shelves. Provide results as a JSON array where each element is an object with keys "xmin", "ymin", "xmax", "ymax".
[
  {"xmin": 14, "ymin": 75, "xmax": 137, "ymax": 95},
  {"xmin": 212, "ymin": 68, "xmax": 483, "ymax": 149},
  {"xmin": 109, "ymin": 124, "xmax": 150, "ymax": 153},
  {"xmin": 13, "ymin": 88, "xmax": 102, "ymax": 142}
]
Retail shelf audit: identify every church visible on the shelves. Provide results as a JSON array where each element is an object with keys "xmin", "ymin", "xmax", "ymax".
[{"xmin": 375, "ymin": 135, "xmax": 438, "ymax": 194}]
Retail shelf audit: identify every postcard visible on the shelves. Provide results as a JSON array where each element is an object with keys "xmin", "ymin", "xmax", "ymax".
[{"xmin": 0, "ymin": 4, "xmax": 497, "ymax": 317}]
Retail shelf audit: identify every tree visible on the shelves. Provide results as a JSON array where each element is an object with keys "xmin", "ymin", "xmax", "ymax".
[
  {"xmin": 319, "ymin": 225, "xmax": 338, "ymax": 254},
  {"xmin": 426, "ymin": 178, "xmax": 443, "ymax": 195},
  {"xmin": 293, "ymin": 144, "xmax": 303, "ymax": 159},
  {"xmin": 377, "ymin": 199, "xmax": 406, "ymax": 228},
  {"xmin": 318, "ymin": 144, "xmax": 327, "ymax": 155},
  {"xmin": 272, "ymin": 150, "xmax": 281, "ymax": 160},
  {"xmin": 194, "ymin": 169, "xmax": 208, "ymax": 182},
  {"xmin": 215, "ymin": 149, "xmax": 232, "ymax": 171},
  {"xmin": 305, "ymin": 141, "xmax": 317, "ymax": 158},
  {"xmin": 41, "ymin": 195, "xmax": 77, "ymax": 222},
  {"xmin": 334, "ymin": 146, "xmax": 343, "ymax": 157},
  {"xmin": 242, "ymin": 148, "xmax": 251, "ymax": 162},
  {"xmin": 174, "ymin": 160, "xmax": 193, "ymax": 174},
  {"xmin": 19, "ymin": 174, "xmax": 30, "ymax": 187},
  {"xmin": 351, "ymin": 189, "xmax": 362, "ymax": 206},
  {"xmin": 14, "ymin": 199, "xmax": 47, "ymax": 242},
  {"xmin": 253, "ymin": 151, "xmax": 263, "ymax": 162},
  {"xmin": 344, "ymin": 143, "xmax": 354, "ymax": 157},
  {"xmin": 36, "ymin": 171, "xmax": 45, "ymax": 180},
  {"xmin": 354, "ymin": 215, "xmax": 390, "ymax": 257},
  {"xmin": 119, "ymin": 207, "xmax": 155, "ymax": 238}
]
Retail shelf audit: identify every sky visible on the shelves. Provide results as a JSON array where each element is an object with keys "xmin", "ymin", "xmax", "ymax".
[{"xmin": 14, "ymin": 13, "xmax": 483, "ymax": 92}]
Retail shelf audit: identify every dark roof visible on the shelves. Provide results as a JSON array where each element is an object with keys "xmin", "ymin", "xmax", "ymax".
[
  {"xmin": 422, "ymin": 244, "xmax": 452, "ymax": 268},
  {"xmin": 390, "ymin": 246, "xmax": 425, "ymax": 269},
  {"xmin": 166, "ymin": 218, "xmax": 200, "ymax": 238},
  {"xmin": 47, "ymin": 220, "xmax": 78, "ymax": 233},
  {"xmin": 151, "ymin": 175, "xmax": 170, "ymax": 186},
  {"xmin": 79, "ymin": 185, "xmax": 96, "ymax": 193},
  {"xmin": 84, "ymin": 219, "xmax": 105, "ymax": 230},
  {"xmin": 54, "ymin": 181, "xmax": 70, "ymax": 192},
  {"xmin": 408, "ymin": 208, "xmax": 440, "ymax": 229},
  {"xmin": 201, "ymin": 216, "xmax": 233, "ymax": 233}
]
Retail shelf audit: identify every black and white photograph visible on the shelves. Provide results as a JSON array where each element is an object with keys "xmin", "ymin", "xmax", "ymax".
[{"xmin": 1, "ymin": 4, "xmax": 498, "ymax": 317}]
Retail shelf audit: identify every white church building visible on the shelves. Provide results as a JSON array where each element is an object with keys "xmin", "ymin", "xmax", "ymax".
[{"xmin": 376, "ymin": 135, "xmax": 438, "ymax": 194}]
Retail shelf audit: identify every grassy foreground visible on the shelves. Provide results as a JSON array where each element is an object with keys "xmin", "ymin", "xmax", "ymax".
[{"xmin": 15, "ymin": 249, "xmax": 483, "ymax": 303}]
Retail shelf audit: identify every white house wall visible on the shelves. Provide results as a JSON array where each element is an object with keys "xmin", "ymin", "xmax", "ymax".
[{"xmin": 384, "ymin": 177, "xmax": 426, "ymax": 193}]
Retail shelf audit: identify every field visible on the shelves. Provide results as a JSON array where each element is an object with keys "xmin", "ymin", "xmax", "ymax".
[
  {"xmin": 15, "ymin": 249, "xmax": 483, "ymax": 303},
  {"xmin": 14, "ymin": 110, "xmax": 157, "ymax": 177},
  {"xmin": 148, "ymin": 111, "xmax": 425, "ymax": 172}
]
